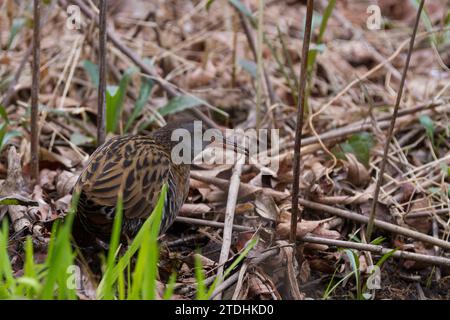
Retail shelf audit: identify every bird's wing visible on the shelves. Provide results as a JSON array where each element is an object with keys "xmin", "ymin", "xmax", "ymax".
[{"xmin": 75, "ymin": 135, "xmax": 171, "ymax": 221}]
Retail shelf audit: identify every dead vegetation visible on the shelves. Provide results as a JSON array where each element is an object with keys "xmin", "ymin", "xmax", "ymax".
[{"xmin": 0, "ymin": 0, "xmax": 449, "ymax": 300}]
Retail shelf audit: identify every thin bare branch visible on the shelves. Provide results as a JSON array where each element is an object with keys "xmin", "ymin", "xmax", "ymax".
[
  {"xmin": 298, "ymin": 198, "xmax": 450, "ymax": 251},
  {"xmin": 97, "ymin": 0, "xmax": 107, "ymax": 146},
  {"xmin": 175, "ymin": 216, "xmax": 253, "ymax": 232},
  {"xmin": 237, "ymin": 9, "xmax": 276, "ymax": 105},
  {"xmin": 215, "ymin": 153, "xmax": 245, "ymax": 299},
  {"xmin": 302, "ymin": 235, "xmax": 450, "ymax": 267},
  {"xmin": 256, "ymin": 0, "xmax": 264, "ymax": 128},
  {"xmin": 30, "ymin": 0, "xmax": 41, "ymax": 184},
  {"xmin": 291, "ymin": 0, "xmax": 314, "ymax": 243},
  {"xmin": 366, "ymin": 0, "xmax": 425, "ymax": 240}
]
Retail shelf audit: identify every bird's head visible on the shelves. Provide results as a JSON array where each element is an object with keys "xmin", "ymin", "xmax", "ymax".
[{"xmin": 151, "ymin": 120, "xmax": 247, "ymax": 165}]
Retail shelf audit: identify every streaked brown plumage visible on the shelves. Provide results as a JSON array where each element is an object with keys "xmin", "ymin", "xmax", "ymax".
[{"xmin": 72, "ymin": 121, "xmax": 209, "ymax": 247}]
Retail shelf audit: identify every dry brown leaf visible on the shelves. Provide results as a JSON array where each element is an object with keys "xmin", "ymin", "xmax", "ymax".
[
  {"xmin": 254, "ymin": 191, "xmax": 279, "ymax": 222},
  {"xmin": 308, "ymin": 258, "xmax": 336, "ymax": 274},
  {"xmin": 55, "ymin": 194, "xmax": 72, "ymax": 213},
  {"xmin": 404, "ymin": 198, "xmax": 432, "ymax": 234},
  {"xmin": 179, "ymin": 203, "xmax": 211, "ymax": 217},
  {"xmin": 360, "ymin": 200, "xmax": 394, "ymax": 224},
  {"xmin": 56, "ymin": 171, "xmax": 78, "ymax": 197},
  {"xmin": 247, "ymin": 269, "xmax": 281, "ymax": 300},
  {"xmin": 235, "ymin": 202, "xmax": 255, "ymax": 215},
  {"xmin": 39, "ymin": 169, "xmax": 57, "ymax": 191},
  {"xmin": 277, "ymin": 217, "xmax": 334, "ymax": 239},
  {"xmin": 29, "ymin": 185, "xmax": 52, "ymax": 222},
  {"xmin": 343, "ymin": 153, "xmax": 370, "ymax": 187}
]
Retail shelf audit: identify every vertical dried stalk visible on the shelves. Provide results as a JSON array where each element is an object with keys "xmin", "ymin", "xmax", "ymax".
[
  {"xmin": 30, "ymin": 0, "xmax": 41, "ymax": 184},
  {"xmin": 256, "ymin": 0, "xmax": 264, "ymax": 129},
  {"xmin": 237, "ymin": 11, "xmax": 276, "ymax": 106},
  {"xmin": 97, "ymin": 0, "xmax": 107, "ymax": 146},
  {"xmin": 231, "ymin": 13, "xmax": 238, "ymax": 87},
  {"xmin": 290, "ymin": 0, "xmax": 314, "ymax": 244},
  {"xmin": 215, "ymin": 154, "xmax": 245, "ymax": 299},
  {"xmin": 366, "ymin": 0, "xmax": 425, "ymax": 240}
]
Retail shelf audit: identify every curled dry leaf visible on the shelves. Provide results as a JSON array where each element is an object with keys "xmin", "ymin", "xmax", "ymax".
[
  {"xmin": 39, "ymin": 169, "xmax": 57, "ymax": 191},
  {"xmin": 247, "ymin": 269, "xmax": 281, "ymax": 300},
  {"xmin": 254, "ymin": 191, "xmax": 279, "ymax": 222},
  {"xmin": 192, "ymin": 253, "xmax": 216, "ymax": 269},
  {"xmin": 29, "ymin": 185, "xmax": 52, "ymax": 222},
  {"xmin": 360, "ymin": 199, "xmax": 394, "ymax": 224},
  {"xmin": 55, "ymin": 171, "xmax": 78, "ymax": 198},
  {"xmin": 308, "ymin": 257, "xmax": 337, "ymax": 274},
  {"xmin": 399, "ymin": 182, "xmax": 415, "ymax": 203},
  {"xmin": 277, "ymin": 215, "xmax": 339, "ymax": 242},
  {"xmin": 343, "ymin": 153, "xmax": 370, "ymax": 187},
  {"xmin": 235, "ymin": 202, "xmax": 255, "ymax": 215},
  {"xmin": 179, "ymin": 203, "xmax": 211, "ymax": 217},
  {"xmin": 298, "ymin": 259, "xmax": 311, "ymax": 285},
  {"xmin": 55, "ymin": 194, "xmax": 72, "ymax": 213},
  {"xmin": 402, "ymin": 241, "xmax": 437, "ymax": 270},
  {"xmin": 404, "ymin": 198, "xmax": 432, "ymax": 234},
  {"xmin": 310, "ymin": 161, "xmax": 327, "ymax": 181},
  {"xmin": 280, "ymin": 242, "xmax": 304, "ymax": 299}
]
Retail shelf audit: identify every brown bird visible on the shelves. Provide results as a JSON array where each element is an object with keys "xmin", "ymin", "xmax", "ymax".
[{"xmin": 72, "ymin": 121, "xmax": 239, "ymax": 248}]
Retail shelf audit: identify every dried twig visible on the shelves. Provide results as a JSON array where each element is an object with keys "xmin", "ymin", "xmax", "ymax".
[
  {"xmin": 255, "ymin": 0, "xmax": 264, "ymax": 128},
  {"xmin": 97, "ymin": 0, "xmax": 107, "ymax": 145},
  {"xmin": 175, "ymin": 216, "xmax": 253, "ymax": 232},
  {"xmin": 302, "ymin": 235, "xmax": 450, "ymax": 267},
  {"xmin": 283, "ymin": 242, "xmax": 304, "ymax": 299},
  {"xmin": 237, "ymin": 9, "xmax": 276, "ymax": 105},
  {"xmin": 189, "ymin": 171, "xmax": 288, "ymax": 200},
  {"xmin": 209, "ymin": 246, "xmax": 280, "ymax": 299},
  {"xmin": 215, "ymin": 154, "xmax": 245, "ymax": 299},
  {"xmin": 231, "ymin": 262, "xmax": 248, "ymax": 300},
  {"xmin": 30, "ymin": 0, "xmax": 41, "ymax": 184},
  {"xmin": 298, "ymin": 198, "xmax": 450, "ymax": 251},
  {"xmin": 291, "ymin": 0, "xmax": 314, "ymax": 243},
  {"xmin": 367, "ymin": 0, "xmax": 425, "ymax": 240}
]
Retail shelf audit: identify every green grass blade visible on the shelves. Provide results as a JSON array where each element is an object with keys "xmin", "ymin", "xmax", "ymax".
[
  {"xmin": 97, "ymin": 185, "xmax": 167, "ymax": 299},
  {"xmin": 106, "ymin": 67, "xmax": 138, "ymax": 133},
  {"xmin": 7, "ymin": 18, "xmax": 26, "ymax": 49},
  {"xmin": 163, "ymin": 273, "xmax": 177, "ymax": 300},
  {"xmin": 0, "ymin": 221, "xmax": 16, "ymax": 297},
  {"xmin": 40, "ymin": 194, "xmax": 78, "ymax": 299},
  {"xmin": 23, "ymin": 236, "xmax": 38, "ymax": 297},
  {"xmin": 101, "ymin": 192, "xmax": 124, "ymax": 300},
  {"xmin": 206, "ymin": 236, "xmax": 258, "ymax": 299},
  {"xmin": 82, "ymin": 60, "xmax": 100, "ymax": 88},
  {"xmin": 125, "ymin": 59, "xmax": 154, "ymax": 133},
  {"xmin": 194, "ymin": 253, "xmax": 207, "ymax": 300}
]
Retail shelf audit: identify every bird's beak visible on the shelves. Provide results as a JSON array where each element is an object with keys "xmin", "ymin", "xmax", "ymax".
[{"xmin": 222, "ymin": 136, "xmax": 249, "ymax": 157}]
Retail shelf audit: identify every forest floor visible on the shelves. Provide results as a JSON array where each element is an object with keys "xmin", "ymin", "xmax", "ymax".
[{"xmin": 0, "ymin": 0, "xmax": 449, "ymax": 299}]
